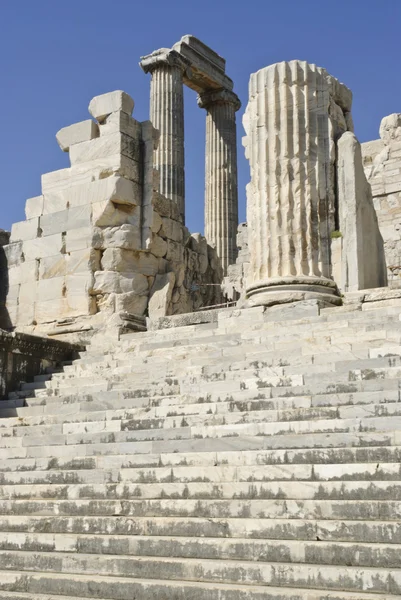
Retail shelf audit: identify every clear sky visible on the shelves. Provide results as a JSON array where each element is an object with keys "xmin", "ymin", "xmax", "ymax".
[{"xmin": 0, "ymin": 0, "xmax": 400, "ymax": 233}]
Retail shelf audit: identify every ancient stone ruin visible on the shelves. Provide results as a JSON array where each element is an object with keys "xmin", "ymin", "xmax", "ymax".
[{"xmin": 1, "ymin": 34, "xmax": 401, "ymax": 600}]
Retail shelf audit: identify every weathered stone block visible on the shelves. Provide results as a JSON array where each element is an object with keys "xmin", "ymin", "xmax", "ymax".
[
  {"xmin": 88, "ymin": 90, "xmax": 134, "ymax": 123},
  {"xmin": 8, "ymin": 260, "xmax": 38, "ymax": 286},
  {"xmin": 10, "ymin": 218, "xmax": 39, "ymax": 242},
  {"xmin": 23, "ymin": 233, "xmax": 64, "ymax": 260},
  {"xmin": 40, "ymin": 205, "xmax": 92, "ymax": 237},
  {"xmin": 91, "ymin": 200, "xmax": 140, "ymax": 228},
  {"xmin": 25, "ymin": 196, "xmax": 44, "ymax": 219},
  {"xmin": 93, "ymin": 271, "xmax": 148, "ymax": 295},
  {"xmin": 66, "ymin": 248, "xmax": 100, "ymax": 275},
  {"xmin": 101, "ymin": 248, "xmax": 158, "ymax": 276},
  {"xmin": 160, "ymin": 217, "xmax": 183, "ymax": 243},
  {"xmin": 41, "ymin": 155, "xmax": 142, "ymax": 194},
  {"xmin": 65, "ymin": 227, "xmax": 93, "ymax": 253},
  {"xmin": 148, "ymin": 234, "xmax": 167, "ymax": 258},
  {"xmin": 43, "ymin": 176, "xmax": 141, "ymax": 216},
  {"xmin": 115, "ymin": 291, "xmax": 148, "ymax": 315},
  {"xmin": 39, "ymin": 255, "xmax": 66, "ymax": 280},
  {"xmin": 3, "ymin": 242, "xmax": 24, "ymax": 268},
  {"xmin": 99, "ymin": 111, "xmax": 141, "ymax": 139},
  {"xmin": 92, "ymin": 224, "xmax": 140, "ymax": 250},
  {"xmin": 69, "ymin": 133, "xmax": 141, "ymax": 166},
  {"xmin": 166, "ymin": 239, "xmax": 184, "ymax": 263},
  {"xmin": 56, "ymin": 120, "xmax": 99, "ymax": 152},
  {"xmin": 36, "ymin": 277, "xmax": 64, "ymax": 302},
  {"xmin": 148, "ymin": 272, "xmax": 175, "ymax": 318}
]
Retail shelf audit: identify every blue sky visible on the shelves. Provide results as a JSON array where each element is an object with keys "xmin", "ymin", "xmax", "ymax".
[{"xmin": 0, "ymin": 0, "xmax": 400, "ymax": 233}]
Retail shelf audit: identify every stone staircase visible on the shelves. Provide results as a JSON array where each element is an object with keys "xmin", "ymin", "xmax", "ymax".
[{"xmin": 1, "ymin": 301, "xmax": 401, "ymax": 599}]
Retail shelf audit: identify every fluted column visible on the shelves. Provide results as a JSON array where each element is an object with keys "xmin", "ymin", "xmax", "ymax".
[
  {"xmin": 243, "ymin": 60, "xmax": 341, "ymax": 307},
  {"xmin": 198, "ymin": 89, "xmax": 241, "ymax": 275},
  {"xmin": 140, "ymin": 49, "xmax": 190, "ymax": 224}
]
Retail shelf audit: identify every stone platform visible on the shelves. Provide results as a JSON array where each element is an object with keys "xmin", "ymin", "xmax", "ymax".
[{"xmin": 1, "ymin": 295, "xmax": 401, "ymax": 598}]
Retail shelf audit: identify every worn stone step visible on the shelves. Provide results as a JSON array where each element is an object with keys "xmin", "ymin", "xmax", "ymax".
[
  {"xmin": 2, "ymin": 496, "xmax": 401, "ymax": 520},
  {"xmin": 6, "ymin": 401, "xmax": 401, "ymax": 441},
  {"xmin": 0, "ymin": 461, "xmax": 400, "ymax": 487},
  {"xmin": 0, "ymin": 571, "xmax": 398, "ymax": 600},
  {"xmin": 3, "ymin": 412, "xmax": 401, "ymax": 450},
  {"xmin": 1, "ymin": 514, "xmax": 401, "ymax": 544},
  {"xmin": 1, "ymin": 549, "xmax": 401, "ymax": 594},
  {"xmin": 1, "ymin": 479, "xmax": 401, "ymax": 502},
  {"xmin": 0, "ymin": 531, "xmax": 400, "ymax": 568},
  {"xmin": 2, "ymin": 444, "xmax": 401, "ymax": 473},
  {"xmin": 3, "ymin": 428, "xmax": 399, "ymax": 461}
]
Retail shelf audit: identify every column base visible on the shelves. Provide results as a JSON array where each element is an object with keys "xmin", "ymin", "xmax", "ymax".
[{"xmin": 245, "ymin": 276, "xmax": 342, "ymax": 308}]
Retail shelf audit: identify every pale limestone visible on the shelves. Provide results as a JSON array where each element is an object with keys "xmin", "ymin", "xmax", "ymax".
[
  {"xmin": 93, "ymin": 271, "xmax": 148, "ymax": 295},
  {"xmin": 23, "ymin": 233, "xmax": 64, "ymax": 260},
  {"xmin": 115, "ymin": 291, "xmax": 148, "ymax": 315},
  {"xmin": 41, "ymin": 155, "xmax": 142, "ymax": 194},
  {"xmin": 337, "ymin": 132, "xmax": 387, "ymax": 291},
  {"xmin": 148, "ymin": 272, "xmax": 175, "ymax": 318},
  {"xmin": 243, "ymin": 61, "xmax": 343, "ymax": 307},
  {"xmin": 69, "ymin": 132, "xmax": 141, "ymax": 166},
  {"xmin": 99, "ymin": 111, "xmax": 142, "ymax": 138},
  {"xmin": 25, "ymin": 196, "xmax": 44, "ymax": 219},
  {"xmin": 10, "ymin": 218, "xmax": 39, "ymax": 242},
  {"xmin": 91, "ymin": 200, "xmax": 140, "ymax": 228},
  {"xmin": 56, "ymin": 120, "xmax": 99, "ymax": 152},
  {"xmin": 93, "ymin": 224, "xmax": 141, "ymax": 250},
  {"xmin": 88, "ymin": 90, "xmax": 134, "ymax": 123},
  {"xmin": 40, "ymin": 205, "xmax": 92, "ymax": 237},
  {"xmin": 101, "ymin": 248, "xmax": 158, "ymax": 275},
  {"xmin": 148, "ymin": 234, "xmax": 167, "ymax": 258}
]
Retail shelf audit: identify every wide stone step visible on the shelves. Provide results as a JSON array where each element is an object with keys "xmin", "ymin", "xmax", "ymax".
[
  {"xmin": 2, "ymin": 412, "xmax": 401, "ymax": 450},
  {"xmin": 3, "ymin": 429, "xmax": 400, "ymax": 461},
  {"xmin": 0, "ymin": 461, "xmax": 400, "ymax": 487},
  {"xmin": 2, "ymin": 497, "xmax": 400, "ymax": 520},
  {"xmin": 0, "ymin": 532, "xmax": 400, "ymax": 568},
  {"xmin": 0, "ymin": 571, "xmax": 397, "ymax": 600},
  {"xmin": 55, "ymin": 355, "xmax": 401, "ymax": 386},
  {"xmin": 1, "ymin": 479, "xmax": 401, "ymax": 501},
  {"xmin": 1, "ymin": 550, "xmax": 401, "ymax": 594},
  {"xmin": 2, "ymin": 444, "xmax": 401, "ymax": 472},
  {"xmin": 5, "ymin": 400, "xmax": 401, "ymax": 441},
  {"xmin": 1, "ymin": 514, "xmax": 401, "ymax": 544}
]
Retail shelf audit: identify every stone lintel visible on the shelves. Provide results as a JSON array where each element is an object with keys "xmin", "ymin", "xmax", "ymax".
[
  {"xmin": 197, "ymin": 88, "xmax": 241, "ymax": 111},
  {"xmin": 178, "ymin": 35, "xmax": 226, "ymax": 73},
  {"xmin": 140, "ymin": 49, "xmax": 191, "ymax": 75},
  {"xmin": 173, "ymin": 39, "xmax": 233, "ymax": 93}
]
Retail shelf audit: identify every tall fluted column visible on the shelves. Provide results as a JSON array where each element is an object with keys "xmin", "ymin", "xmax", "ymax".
[
  {"xmin": 198, "ymin": 89, "xmax": 241, "ymax": 275},
  {"xmin": 243, "ymin": 60, "xmax": 342, "ymax": 307},
  {"xmin": 140, "ymin": 49, "xmax": 190, "ymax": 224}
]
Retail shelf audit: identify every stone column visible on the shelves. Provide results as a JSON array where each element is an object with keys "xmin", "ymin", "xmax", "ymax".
[
  {"xmin": 198, "ymin": 89, "xmax": 241, "ymax": 275},
  {"xmin": 140, "ymin": 49, "xmax": 190, "ymax": 224},
  {"xmin": 243, "ymin": 60, "xmax": 342, "ymax": 307}
]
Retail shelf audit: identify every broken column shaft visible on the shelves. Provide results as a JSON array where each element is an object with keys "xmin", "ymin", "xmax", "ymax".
[
  {"xmin": 243, "ymin": 60, "xmax": 342, "ymax": 306},
  {"xmin": 140, "ymin": 49, "xmax": 190, "ymax": 224},
  {"xmin": 198, "ymin": 89, "xmax": 241, "ymax": 275}
]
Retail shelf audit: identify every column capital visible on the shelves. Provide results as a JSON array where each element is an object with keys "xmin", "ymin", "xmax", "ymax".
[
  {"xmin": 197, "ymin": 88, "xmax": 241, "ymax": 111},
  {"xmin": 140, "ymin": 49, "xmax": 191, "ymax": 76}
]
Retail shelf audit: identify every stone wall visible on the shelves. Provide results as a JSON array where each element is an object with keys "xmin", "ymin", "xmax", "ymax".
[
  {"xmin": 0, "ymin": 330, "xmax": 80, "ymax": 399},
  {"xmin": 362, "ymin": 114, "xmax": 401, "ymax": 281},
  {"xmin": 4, "ymin": 91, "xmax": 222, "ymax": 342}
]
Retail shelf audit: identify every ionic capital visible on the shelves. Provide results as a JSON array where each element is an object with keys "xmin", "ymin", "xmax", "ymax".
[
  {"xmin": 140, "ymin": 49, "xmax": 191, "ymax": 76},
  {"xmin": 197, "ymin": 88, "xmax": 241, "ymax": 111}
]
